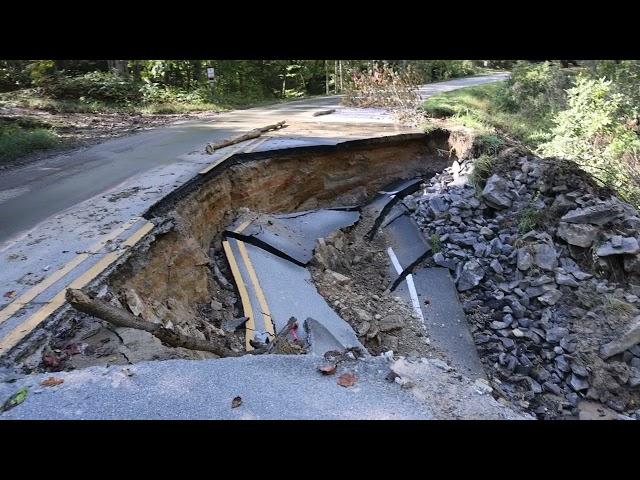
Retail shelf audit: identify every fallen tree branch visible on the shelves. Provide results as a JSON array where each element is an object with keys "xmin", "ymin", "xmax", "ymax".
[
  {"xmin": 66, "ymin": 289, "xmax": 241, "ymax": 357},
  {"xmin": 312, "ymin": 109, "xmax": 336, "ymax": 117},
  {"xmin": 205, "ymin": 120, "xmax": 287, "ymax": 154}
]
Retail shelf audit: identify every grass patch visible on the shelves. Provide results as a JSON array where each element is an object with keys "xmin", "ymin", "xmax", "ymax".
[
  {"xmin": 469, "ymin": 154, "xmax": 494, "ymax": 190},
  {"xmin": 517, "ymin": 207, "xmax": 544, "ymax": 234},
  {"xmin": 476, "ymin": 134, "xmax": 504, "ymax": 156},
  {"xmin": 0, "ymin": 123, "xmax": 60, "ymax": 162},
  {"xmin": 423, "ymin": 83, "xmax": 554, "ymax": 149},
  {"xmin": 430, "ymin": 233, "xmax": 443, "ymax": 253}
]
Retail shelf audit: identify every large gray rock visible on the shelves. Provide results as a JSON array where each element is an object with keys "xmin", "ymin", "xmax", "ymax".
[
  {"xmin": 538, "ymin": 288, "xmax": 562, "ymax": 306},
  {"xmin": 561, "ymin": 203, "xmax": 623, "ymax": 225},
  {"xmin": 481, "ymin": 175, "xmax": 513, "ymax": 209},
  {"xmin": 557, "ymin": 222, "xmax": 598, "ymax": 248},
  {"xmin": 531, "ymin": 243, "xmax": 558, "ymax": 271},
  {"xmin": 601, "ymin": 316, "xmax": 640, "ymax": 359},
  {"xmin": 596, "ymin": 236, "xmax": 639, "ymax": 257},
  {"xmin": 517, "ymin": 248, "xmax": 533, "ymax": 271},
  {"xmin": 457, "ymin": 259, "xmax": 485, "ymax": 291}
]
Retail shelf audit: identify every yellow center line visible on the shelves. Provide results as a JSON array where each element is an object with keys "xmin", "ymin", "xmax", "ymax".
[
  {"xmin": 0, "ymin": 221, "xmax": 154, "ymax": 356},
  {"xmin": 0, "ymin": 217, "xmax": 140, "ymax": 326},
  {"xmin": 234, "ymin": 219, "xmax": 254, "ymax": 235},
  {"xmin": 222, "ymin": 240, "xmax": 256, "ymax": 351},
  {"xmin": 236, "ymin": 241, "xmax": 275, "ymax": 340}
]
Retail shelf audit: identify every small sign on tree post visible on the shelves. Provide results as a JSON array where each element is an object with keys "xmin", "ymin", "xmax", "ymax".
[{"xmin": 207, "ymin": 67, "xmax": 216, "ymax": 85}]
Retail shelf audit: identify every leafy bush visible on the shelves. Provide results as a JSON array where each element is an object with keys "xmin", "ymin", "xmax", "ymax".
[
  {"xmin": 497, "ymin": 61, "xmax": 570, "ymax": 117},
  {"xmin": 413, "ymin": 61, "xmax": 477, "ymax": 83},
  {"xmin": 540, "ymin": 75, "xmax": 640, "ymax": 206},
  {"xmin": 40, "ymin": 71, "xmax": 142, "ymax": 104},
  {"xmin": 0, "ymin": 61, "xmax": 33, "ymax": 92},
  {"xmin": 476, "ymin": 134, "xmax": 504, "ymax": 155}
]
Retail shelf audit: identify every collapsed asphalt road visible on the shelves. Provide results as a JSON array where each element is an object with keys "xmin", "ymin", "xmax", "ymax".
[{"xmin": 0, "ymin": 169, "xmax": 530, "ymax": 420}]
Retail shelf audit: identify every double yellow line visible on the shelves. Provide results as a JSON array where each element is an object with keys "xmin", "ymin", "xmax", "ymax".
[
  {"xmin": 222, "ymin": 220, "xmax": 274, "ymax": 351},
  {"xmin": 0, "ymin": 220, "xmax": 154, "ymax": 356}
]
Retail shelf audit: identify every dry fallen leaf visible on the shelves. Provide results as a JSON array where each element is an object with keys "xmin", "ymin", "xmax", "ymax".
[
  {"xmin": 318, "ymin": 364, "xmax": 337, "ymax": 375},
  {"xmin": 337, "ymin": 372, "xmax": 357, "ymax": 387},
  {"xmin": 3, "ymin": 291, "xmax": 16, "ymax": 299},
  {"xmin": 40, "ymin": 377, "xmax": 64, "ymax": 387},
  {"xmin": 231, "ymin": 396, "xmax": 242, "ymax": 408}
]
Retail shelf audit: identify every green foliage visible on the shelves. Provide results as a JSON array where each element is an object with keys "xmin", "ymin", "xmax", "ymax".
[
  {"xmin": 476, "ymin": 134, "xmax": 504, "ymax": 155},
  {"xmin": 470, "ymin": 155, "xmax": 494, "ymax": 190},
  {"xmin": 0, "ymin": 121, "xmax": 60, "ymax": 162},
  {"xmin": 0, "ymin": 60, "xmax": 33, "ymax": 91},
  {"xmin": 40, "ymin": 71, "xmax": 142, "ymax": 104},
  {"xmin": 540, "ymin": 75, "xmax": 640, "ymax": 206},
  {"xmin": 412, "ymin": 60, "xmax": 478, "ymax": 83},
  {"xmin": 497, "ymin": 61, "xmax": 570, "ymax": 117},
  {"xmin": 430, "ymin": 234, "xmax": 443, "ymax": 253},
  {"xmin": 517, "ymin": 207, "xmax": 544, "ymax": 234}
]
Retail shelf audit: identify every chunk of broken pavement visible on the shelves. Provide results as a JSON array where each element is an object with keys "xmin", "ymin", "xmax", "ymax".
[
  {"xmin": 481, "ymin": 174, "xmax": 513, "ymax": 209},
  {"xmin": 600, "ymin": 316, "xmax": 640, "ymax": 359}
]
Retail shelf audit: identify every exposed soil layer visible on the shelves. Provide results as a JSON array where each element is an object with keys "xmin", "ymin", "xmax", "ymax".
[{"xmin": 7, "ymin": 130, "xmax": 469, "ymax": 372}]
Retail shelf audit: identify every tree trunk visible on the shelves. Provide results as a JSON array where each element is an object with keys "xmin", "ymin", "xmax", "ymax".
[
  {"xmin": 66, "ymin": 289, "xmax": 240, "ymax": 357},
  {"xmin": 325, "ymin": 60, "xmax": 329, "ymax": 95},
  {"xmin": 108, "ymin": 60, "xmax": 128, "ymax": 78},
  {"xmin": 205, "ymin": 121, "xmax": 287, "ymax": 154}
]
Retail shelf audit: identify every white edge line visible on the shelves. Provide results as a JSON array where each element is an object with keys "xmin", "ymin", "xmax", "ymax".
[{"xmin": 387, "ymin": 247, "xmax": 425, "ymax": 324}]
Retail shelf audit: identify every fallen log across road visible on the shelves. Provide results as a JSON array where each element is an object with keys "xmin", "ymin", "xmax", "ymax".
[{"xmin": 204, "ymin": 120, "xmax": 287, "ymax": 154}]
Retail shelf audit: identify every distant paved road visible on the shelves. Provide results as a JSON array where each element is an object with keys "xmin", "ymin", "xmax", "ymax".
[{"xmin": 0, "ymin": 73, "xmax": 507, "ymax": 247}]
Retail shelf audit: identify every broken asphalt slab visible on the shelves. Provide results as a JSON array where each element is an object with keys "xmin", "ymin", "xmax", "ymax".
[
  {"xmin": 393, "ymin": 267, "xmax": 486, "ymax": 380},
  {"xmin": 223, "ymin": 237, "xmax": 365, "ymax": 355},
  {"xmin": 226, "ymin": 208, "xmax": 359, "ymax": 265}
]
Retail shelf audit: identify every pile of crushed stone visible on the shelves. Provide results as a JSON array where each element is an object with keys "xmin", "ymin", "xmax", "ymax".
[{"xmin": 404, "ymin": 151, "xmax": 640, "ymax": 419}]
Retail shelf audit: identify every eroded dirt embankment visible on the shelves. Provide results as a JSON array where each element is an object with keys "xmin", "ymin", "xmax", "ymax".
[{"xmin": 10, "ymin": 130, "xmax": 469, "ymax": 370}]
